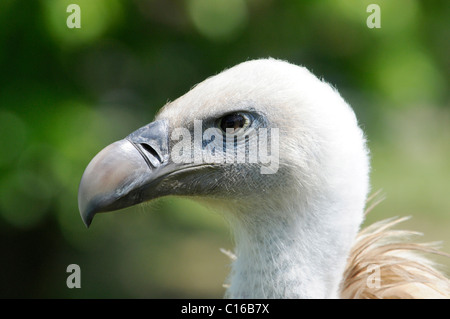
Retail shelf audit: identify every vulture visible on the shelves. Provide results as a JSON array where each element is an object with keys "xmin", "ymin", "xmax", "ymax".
[{"xmin": 78, "ymin": 58, "xmax": 450, "ymax": 298}]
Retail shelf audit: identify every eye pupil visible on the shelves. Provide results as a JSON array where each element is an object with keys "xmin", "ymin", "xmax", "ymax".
[{"xmin": 220, "ymin": 113, "xmax": 246, "ymax": 133}]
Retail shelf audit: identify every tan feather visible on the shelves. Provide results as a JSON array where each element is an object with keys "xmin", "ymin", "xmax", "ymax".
[{"xmin": 340, "ymin": 194, "xmax": 450, "ymax": 299}]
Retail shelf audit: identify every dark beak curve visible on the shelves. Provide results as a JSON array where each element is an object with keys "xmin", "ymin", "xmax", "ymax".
[{"xmin": 78, "ymin": 120, "xmax": 169, "ymax": 227}]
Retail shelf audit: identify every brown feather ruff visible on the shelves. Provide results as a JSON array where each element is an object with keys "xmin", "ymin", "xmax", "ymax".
[{"xmin": 340, "ymin": 193, "xmax": 450, "ymax": 299}]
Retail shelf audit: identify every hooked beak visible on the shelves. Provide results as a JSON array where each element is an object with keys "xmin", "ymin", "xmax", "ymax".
[{"xmin": 78, "ymin": 120, "xmax": 169, "ymax": 227}]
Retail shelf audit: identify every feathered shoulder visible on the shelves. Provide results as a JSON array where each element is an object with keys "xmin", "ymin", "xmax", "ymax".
[{"xmin": 341, "ymin": 193, "xmax": 450, "ymax": 299}]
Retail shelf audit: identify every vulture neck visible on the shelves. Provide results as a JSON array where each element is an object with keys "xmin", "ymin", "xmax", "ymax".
[{"xmin": 224, "ymin": 195, "xmax": 361, "ymax": 299}]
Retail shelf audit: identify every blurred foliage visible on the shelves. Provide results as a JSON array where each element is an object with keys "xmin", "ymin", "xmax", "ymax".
[{"xmin": 0, "ymin": 0, "xmax": 448, "ymax": 298}]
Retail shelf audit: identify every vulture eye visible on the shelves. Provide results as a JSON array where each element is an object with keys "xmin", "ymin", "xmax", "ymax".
[{"xmin": 219, "ymin": 113, "xmax": 249, "ymax": 134}]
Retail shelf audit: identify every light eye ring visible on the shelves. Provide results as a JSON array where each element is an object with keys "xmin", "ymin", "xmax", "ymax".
[{"xmin": 218, "ymin": 112, "xmax": 251, "ymax": 134}]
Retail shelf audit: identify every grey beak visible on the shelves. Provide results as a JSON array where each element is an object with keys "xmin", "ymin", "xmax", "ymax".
[{"xmin": 78, "ymin": 120, "xmax": 169, "ymax": 227}]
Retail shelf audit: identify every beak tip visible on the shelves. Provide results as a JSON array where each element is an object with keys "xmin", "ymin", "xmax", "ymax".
[
  {"xmin": 78, "ymin": 185, "xmax": 93, "ymax": 228},
  {"xmin": 82, "ymin": 213, "xmax": 93, "ymax": 228},
  {"xmin": 79, "ymin": 203, "xmax": 95, "ymax": 228}
]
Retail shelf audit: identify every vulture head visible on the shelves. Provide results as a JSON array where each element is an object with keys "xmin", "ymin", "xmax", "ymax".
[{"xmin": 78, "ymin": 58, "xmax": 372, "ymax": 298}]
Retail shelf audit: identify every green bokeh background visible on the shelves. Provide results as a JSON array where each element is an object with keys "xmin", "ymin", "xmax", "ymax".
[{"xmin": 0, "ymin": 0, "xmax": 448, "ymax": 298}]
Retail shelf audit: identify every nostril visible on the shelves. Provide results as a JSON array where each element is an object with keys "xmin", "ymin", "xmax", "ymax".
[
  {"xmin": 140, "ymin": 143, "xmax": 162, "ymax": 164},
  {"xmin": 127, "ymin": 139, "xmax": 163, "ymax": 170}
]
